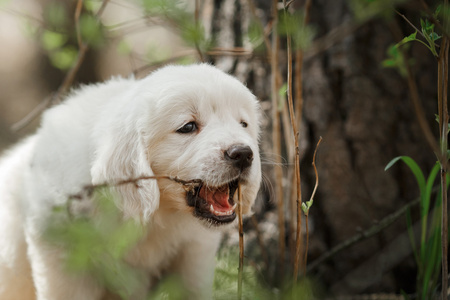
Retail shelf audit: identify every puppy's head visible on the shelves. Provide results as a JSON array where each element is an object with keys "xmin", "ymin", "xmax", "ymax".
[{"xmin": 141, "ymin": 64, "xmax": 261, "ymax": 227}]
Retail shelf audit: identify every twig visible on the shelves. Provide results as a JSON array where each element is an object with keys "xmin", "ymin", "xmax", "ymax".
[
  {"xmin": 306, "ymin": 188, "xmax": 438, "ymax": 273},
  {"xmin": 75, "ymin": 0, "xmax": 84, "ymax": 49},
  {"xmin": 303, "ymin": 20, "xmax": 359, "ymax": 61},
  {"xmin": 280, "ymin": 3, "xmax": 303, "ymax": 282},
  {"xmin": 68, "ymin": 175, "xmax": 202, "ymax": 200},
  {"xmin": 237, "ymin": 183, "xmax": 244, "ymax": 300},
  {"xmin": 290, "ymin": 0, "xmax": 312, "ymax": 274},
  {"xmin": 394, "ymin": 9, "xmax": 439, "ymax": 49},
  {"xmin": 303, "ymin": 136, "xmax": 322, "ymax": 274},
  {"xmin": 418, "ymin": 0, "xmax": 450, "ymax": 41},
  {"xmin": 401, "ymin": 46, "xmax": 442, "ymax": 162},
  {"xmin": 437, "ymin": 5, "xmax": 449, "ymax": 297},
  {"xmin": 10, "ymin": 96, "xmax": 53, "ymax": 132},
  {"xmin": 206, "ymin": 47, "xmax": 253, "ymax": 56},
  {"xmin": 306, "ymin": 137, "xmax": 322, "ymax": 211}
]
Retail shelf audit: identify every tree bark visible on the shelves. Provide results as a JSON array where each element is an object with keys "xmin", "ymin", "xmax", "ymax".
[{"xmin": 207, "ymin": 0, "xmax": 438, "ymax": 295}]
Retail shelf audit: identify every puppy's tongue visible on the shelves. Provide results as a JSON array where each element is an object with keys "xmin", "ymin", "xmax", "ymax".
[{"xmin": 199, "ymin": 185, "xmax": 232, "ymax": 212}]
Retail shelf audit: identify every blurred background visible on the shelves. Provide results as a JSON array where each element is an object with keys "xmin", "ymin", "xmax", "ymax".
[{"xmin": 0, "ymin": 0, "xmax": 445, "ymax": 299}]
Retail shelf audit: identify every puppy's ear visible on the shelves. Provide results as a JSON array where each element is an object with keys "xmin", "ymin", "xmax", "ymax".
[{"xmin": 91, "ymin": 127, "xmax": 159, "ymax": 222}]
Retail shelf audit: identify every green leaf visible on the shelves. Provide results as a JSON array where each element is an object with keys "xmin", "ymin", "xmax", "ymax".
[
  {"xmin": 44, "ymin": 2, "xmax": 68, "ymax": 29},
  {"xmin": 248, "ymin": 19, "xmax": 264, "ymax": 49},
  {"xmin": 278, "ymin": 83, "xmax": 288, "ymax": 98},
  {"xmin": 430, "ymin": 32, "xmax": 441, "ymax": 42},
  {"xmin": 116, "ymin": 40, "xmax": 132, "ymax": 55},
  {"xmin": 384, "ymin": 156, "xmax": 402, "ymax": 171},
  {"xmin": 385, "ymin": 156, "xmax": 426, "ymax": 199},
  {"xmin": 405, "ymin": 209, "xmax": 420, "ymax": 266},
  {"xmin": 422, "ymin": 226, "xmax": 442, "ymax": 300},
  {"xmin": 420, "ymin": 18, "xmax": 426, "ymax": 31},
  {"xmin": 41, "ymin": 30, "xmax": 68, "ymax": 51},
  {"xmin": 400, "ymin": 31, "xmax": 417, "ymax": 44},
  {"xmin": 349, "ymin": 0, "xmax": 406, "ymax": 22},
  {"xmin": 180, "ymin": 22, "xmax": 205, "ymax": 48},
  {"xmin": 301, "ymin": 202, "xmax": 308, "ymax": 214},
  {"xmin": 424, "ymin": 162, "xmax": 440, "ymax": 218},
  {"xmin": 44, "ymin": 189, "xmax": 146, "ymax": 298},
  {"xmin": 79, "ymin": 14, "xmax": 105, "ymax": 47},
  {"xmin": 381, "ymin": 59, "xmax": 396, "ymax": 67},
  {"xmin": 84, "ymin": 0, "xmax": 101, "ymax": 12},
  {"xmin": 434, "ymin": 4, "xmax": 442, "ymax": 19},
  {"xmin": 382, "ymin": 44, "xmax": 408, "ymax": 77},
  {"xmin": 49, "ymin": 46, "xmax": 77, "ymax": 70},
  {"xmin": 141, "ymin": 0, "xmax": 181, "ymax": 15},
  {"xmin": 278, "ymin": 11, "xmax": 315, "ymax": 50}
]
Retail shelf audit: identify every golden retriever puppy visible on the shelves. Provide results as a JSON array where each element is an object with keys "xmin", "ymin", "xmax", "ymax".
[{"xmin": 0, "ymin": 64, "xmax": 261, "ymax": 299}]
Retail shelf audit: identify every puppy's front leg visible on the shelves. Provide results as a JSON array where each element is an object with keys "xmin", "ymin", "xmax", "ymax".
[{"xmin": 175, "ymin": 233, "xmax": 221, "ymax": 300}]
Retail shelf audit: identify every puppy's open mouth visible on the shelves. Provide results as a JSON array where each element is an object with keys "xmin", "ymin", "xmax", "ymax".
[{"xmin": 186, "ymin": 179, "xmax": 239, "ymax": 225}]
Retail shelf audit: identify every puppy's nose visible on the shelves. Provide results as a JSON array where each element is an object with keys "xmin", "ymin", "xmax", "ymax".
[{"xmin": 225, "ymin": 145, "xmax": 253, "ymax": 170}]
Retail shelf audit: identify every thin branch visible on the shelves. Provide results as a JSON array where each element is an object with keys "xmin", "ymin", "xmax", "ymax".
[
  {"xmin": 237, "ymin": 183, "xmax": 244, "ymax": 300},
  {"xmin": 306, "ymin": 136, "xmax": 322, "ymax": 209},
  {"xmin": 68, "ymin": 175, "xmax": 202, "ymax": 200},
  {"xmin": 290, "ymin": 0, "xmax": 313, "ymax": 273},
  {"xmin": 75, "ymin": 0, "xmax": 84, "ymax": 49},
  {"xmin": 10, "ymin": 96, "xmax": 53, "ymax": 132},
  {"xmin": 418, "ymin": 0, "xmax": 450, "ymax": 41},
  {"xmin": 437, "ymin": 4, "xmax": 449, "ymax": 297},
  {"xmin": 303, "ymin": 136, "xmax": 322, "ymax": 274},
  {"xmin": 304, "ymin": 20, "xmax": 359, "ymax": 61},
  {"xmin": 404, "ymin": 52, "xmax": 442, "ymax": 161},
  {"xmin": 307, "ymin": 188, "xmax": 436, "ymax": 273},
  {"xmin": 395, "ymin": 9, "xmax": 439, "ymax": 49}
]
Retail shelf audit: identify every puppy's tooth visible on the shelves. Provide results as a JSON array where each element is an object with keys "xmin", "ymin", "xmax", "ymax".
[
  {"xmin": 210, "ymin": 204, "xmax": 214, "ymax": 213},
  {"xmin": 232, "ymin": 203, "xmax": 237, "ymax": 210}
]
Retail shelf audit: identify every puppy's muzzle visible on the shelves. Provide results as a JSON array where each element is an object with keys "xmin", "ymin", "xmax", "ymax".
[{"xmin": 224, "ymin": 144, "xmax": 253, "ymax": 171}]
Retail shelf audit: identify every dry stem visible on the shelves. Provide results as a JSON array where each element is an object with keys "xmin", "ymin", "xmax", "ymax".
[
  {"xmin": 280, "ymin": 5, "xmax": 303, "ymax": 283},
  {"xmin": 237, "ymin": 183, "xmax": 244, "ymax": 300},
  {"xmin": 307, "ymin": 188, "xmax": 435, "ymax": 272},
  {"xmin": 68, "ymin": 175, "xmax": 202, "ymax": 200},
  {"xmin": 270, "ymin": 0, "xmax": 286, "ymax": 277},
  {"xmin": 437, "ymin": 9, "xmax": 449, "ymax": 297},
  {"xmin": 303, "ymin": 136, "xmax": 322, "ymax": 273}
]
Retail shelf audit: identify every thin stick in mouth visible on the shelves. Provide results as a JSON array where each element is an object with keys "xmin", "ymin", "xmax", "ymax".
[{"xmin": 237, "ymin": 182, "xmax": 244, "ymax": 299}]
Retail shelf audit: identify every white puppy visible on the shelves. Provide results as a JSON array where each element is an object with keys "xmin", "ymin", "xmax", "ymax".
[{"xmin": 0, "ymin": 64, "xmax": 261, "ymax": 300}]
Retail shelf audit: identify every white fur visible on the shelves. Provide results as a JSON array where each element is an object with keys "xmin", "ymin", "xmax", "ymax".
[{"xmin": 0, "ymin": 64, "xmax": 261, "ymax": 300}]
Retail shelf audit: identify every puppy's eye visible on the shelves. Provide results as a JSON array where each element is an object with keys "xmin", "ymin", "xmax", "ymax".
[
  {"xmin": 177, "ymin": 121, "xmax": 197, "ymax": 133},
  {"xmin": 240, "ymin": 121, "xmax": 248, "ymax": 128}
]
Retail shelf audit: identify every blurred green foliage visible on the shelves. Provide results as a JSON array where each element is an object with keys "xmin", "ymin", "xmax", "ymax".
[
  {"xmin": 349, "ymin": 0, "xmax": 406, "ymax": 23},
  {"xmin": 43, "ymin": 186, "xmax": 319, "ymax": 299},
  {"xmin": 278, "ymin": 10, "xmax": 315, "ymax": 51},
  {"xmin": 140, "ymin": 0, "xmax": 212, "ymax": 51},
  {"xmin": 45, "ymin": 188, "xmax": 146, "ymax": 299}
]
